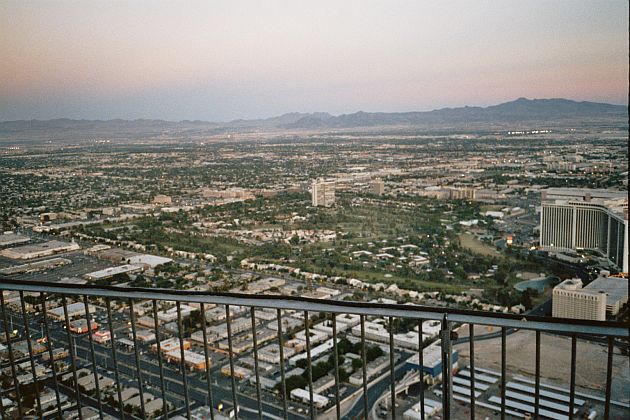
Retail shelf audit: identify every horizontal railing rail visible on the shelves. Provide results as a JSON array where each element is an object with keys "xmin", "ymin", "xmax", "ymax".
[
  {"xmin": 0, "ymin": 277, "xmax": 628, "ymax": 420},
  {"xmin": 0, "ymin": 278, "xmax": 627, "ymax": 337}
]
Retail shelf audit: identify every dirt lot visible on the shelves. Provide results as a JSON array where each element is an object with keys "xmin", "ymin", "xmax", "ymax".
[{"xmin": 453, "ymin": 327, "xmax": 630, "ymax": 403}]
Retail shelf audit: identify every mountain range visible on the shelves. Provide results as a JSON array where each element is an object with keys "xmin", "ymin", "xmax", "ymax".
[
  {"xmin": 283, "ymin": 97, "xmax": 626, "ymax": 129},
  {"xmin": 0, "ymin": 98, "xmax": 626, "ymax": 141}
]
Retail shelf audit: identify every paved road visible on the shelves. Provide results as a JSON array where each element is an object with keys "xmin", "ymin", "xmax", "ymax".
[
  {"xmin": 343, "ymin": 363, "xmax": 413, "ymax": 419},
  {"xmin": 2, "ymin": 309, "xmax": 305, "ymax": 420}
]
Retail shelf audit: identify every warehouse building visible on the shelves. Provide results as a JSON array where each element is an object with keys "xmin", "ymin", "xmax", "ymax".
[
  {"xmin": 0, "ymin": 240, "xmax": 80, "ymax": 260},
  {"xmin": 48, "ymin": 302, "xmax": 95, "ymax": 321},
  {"xmin": 405, "ymin": 343, "xmax": 459, "ymax": 384}
]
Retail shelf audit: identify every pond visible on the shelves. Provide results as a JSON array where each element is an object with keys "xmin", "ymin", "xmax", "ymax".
[{"xmin": 514, "ymin": 276, "xmax": 558, "ymax": 293}]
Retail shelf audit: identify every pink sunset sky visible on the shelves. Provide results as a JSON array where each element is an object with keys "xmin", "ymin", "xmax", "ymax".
[{"xmin": 1, "ymin": 0, "xmax": 627, "ymax": 121}]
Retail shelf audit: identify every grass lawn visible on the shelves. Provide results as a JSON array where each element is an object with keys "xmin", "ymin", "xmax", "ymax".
[{"xmin": 458, "ymin": 232, "xmax": 501, "ymax": 257}]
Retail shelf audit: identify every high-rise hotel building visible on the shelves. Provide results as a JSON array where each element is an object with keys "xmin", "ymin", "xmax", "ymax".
[
  {"xmin": 540, "ymin": 188, "xmax": 628, "ymax": 272},
  {"xmin": 311, "ymin": 179, "xmax": 336, "ymax": 207}
]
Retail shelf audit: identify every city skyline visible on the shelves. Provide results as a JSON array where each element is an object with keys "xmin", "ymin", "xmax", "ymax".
[{"xmin": 1, "ymin": 0, "xmax": 628, "ymax": 121}]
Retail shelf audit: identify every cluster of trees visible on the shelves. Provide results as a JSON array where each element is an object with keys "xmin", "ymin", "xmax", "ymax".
[
  {"xmin": 483, "ymin": 287, "xmax": 538, "ymax": 309},
  {"xmin": 279, "ymin": 338, "xmax": 385, "ymax": 394}
]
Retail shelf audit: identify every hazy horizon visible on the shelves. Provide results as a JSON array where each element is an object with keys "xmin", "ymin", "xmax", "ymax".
[
  {"xmin": 1, "ymin": 0, "xmax": 628, "ymax": 121},
  {"xmin": 0, "ymin": 96, "xmax": 627, "ymax": 124}
]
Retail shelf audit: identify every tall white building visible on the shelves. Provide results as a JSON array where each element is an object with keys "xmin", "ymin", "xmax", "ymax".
[
  {"xmin": 311, "ymin": 179, "xmax": 336, "ymax": 207},
  {"xmin": 539, "ymin": 188, "xmax": 628, "ymax": 272}
]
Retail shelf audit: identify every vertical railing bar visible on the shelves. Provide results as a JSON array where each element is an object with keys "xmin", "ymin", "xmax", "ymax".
[
  {"xmin": 250, "ymin": 307, "xmax": 262, "ymax": 420},
  {"xmin": 440, "ymin": 314, "xmax": 450, "ymax": 420},
  {"xmin": 176, "ymin": 301, "xmax": 191, "ymax": 419},
  {"xmin": 19, "ymin": 291, "xmax": 43, "ymax": 417},
  {"xmin": 304, "ymin": 311, "xmax": 315, "ymax": 420},
  {"xmin": 569, "ymin": 333, "xmax": 577, "ymax": 420},
  {"xmin": 534, "ymin": 331, "xmax": 540, "ymax": 419},
  {"xmin": 128, "ymin": 298, "xmax": 146, "ymax": 419},
  {"xmin": 0, "ymin": 373, "xmax": 4, "ymax": 418},
  {"xmin": 389, "ymin": 316, "xmax": 396, "ymax": 420},
  {"xmin": 200, "ymin": 302, "xmax": 215, "ymax": 420},
  {"xmin": 604, "ymin": 336, "xmax": 613, "ymax": 420},
  {"xmin": 225, "ymin": 304, "xmax": 239, "ymax": 419},
  {"xmin": 0, "ymin": 292, "xmax": 24, "ymax": 419},
  {"xmin": 106, "ymin": 298, "xmax": 124, "ymax": 419},
  {"xmin": 62, "ymin": 296, "xmax": 83, "ymax": 420},
  {"xmin": 501, "ymin": 327, "xmax": 506, "ymax": 420},
  {"xmin": 83, "ymin": 295, "xmax": 103, "ymax": 419},
  {"xmin": 0, "ymin": 377, "xmax": 3, "ymax": 418},
  {"xmin": 418, "ymin": 319, "xmax": 425, "ymax": 420},
  {"xmin": 152, "ymin": 300, "xmax": 168, "ymax": 420},
  {"xmin": 332, "ymin": 314, "xmax": 341, "ymax": 420},
  {"xmin": 40, "ymin": 292, "xmax": 62, "ymax": 418},
  {"xmin": 469, "ymin": 323, "xmax": 475, "ymax": 420},
  {"xmin": 276, "ymin": 308, "xmax": 288, "ymax": 420},
  {"xmin": 360, "ymin": 315, "xmax": 368, "ymax": 419}
]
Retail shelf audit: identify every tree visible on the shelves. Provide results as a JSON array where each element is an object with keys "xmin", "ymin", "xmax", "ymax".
[
  {"xmin": 339, "ymin": 368, "xmax": 350, "ymax": 382},
  {"xmin": 278, "ymin": 375, "xmax": 307, "ymax": 394},
  {"xmin": 366, "ymin": 345, "xmax": 383, "ymax": 362}
]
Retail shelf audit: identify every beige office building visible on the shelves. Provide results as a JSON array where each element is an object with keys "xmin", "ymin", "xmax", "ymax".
[
  {"xmin": 311, "ymin": 179, "xmax": 336, "ymax": 207},
  {"xmin": 552, "ymin": 278, "xmax": 606, "ymax": 320},
  {"xmin": 371, "ymin": 178, "xmax": 385, "ymax": 196}
]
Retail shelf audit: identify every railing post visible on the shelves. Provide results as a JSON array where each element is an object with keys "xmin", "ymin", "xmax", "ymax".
[
  {"xmin": 128, "ymin": 298, "xmax": 146, "ymax": 419},
  {"xmin": 360, "ymin": 314, "xmax": 368, "ymax": 419},
  {"xmin": 152, "ymin": 299, "xmax": 168, "ymax": 420},
  {"xmin": 501, "ymin": 327, "xmax": 507, "ymax": 420},
  {"xmin": 176, "ymin": 301, "xmax": 192, "ymax": 419},
  {"xmin": 19, "ymin": 291, "xmax": 43, "ymax": 417},
  {"xmin": 440, "ymin": 314, "xmax": 452, "ymax": 420},
  {"xmin": 332, "ymin": 314, "xmax": 341, "ymax": 420},
  {"xmin": 604, "ymin": 336, "xmax": 614, "ymax": 420},
  {"xmin": 40, "ymin": 293, "xmax": 62, "ymax": 419},
  {"xmin": 418, "ymin": 319, "xmax": 425, "ymax": 420},
  {"xmin": 534, "ymin": 330, "xmax": 540, "ymax": 419},
  {"xmin": 225, "ymin": 304, "xmax": 238, "ymax": 420},
  {"xmin": 276, "ymin": 308, "xmax": 288, "ymax": 420},
  {"xmin": 389, "ymin": 316, "xmax": 396, "ymax": 420},
  {"xmin": 106, "ymin": 297, "xmax": 125, "ymax": 419},
  {"xmin": 304, "ymin": 311, "xmax": 315, "ymax": 420},
  {"xmin": 250, "ymin": 306, "xmax": 262, "ymax": 420},
  {"xmin": 83, "ymin": 295, "xmax": 103, "ymax": 419},
  {"xmin": 468, "ymin": 323, "xmax": 475, "ymax": 420},
  {"xmin": 0, "ymin": 292, "xmax": 24, "ymax": 419}
]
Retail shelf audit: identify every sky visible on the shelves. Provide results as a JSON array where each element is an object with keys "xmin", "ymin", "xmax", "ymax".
[{"xmin": 0, "ymin": 0, "xmax": 628, "ymax": 121}]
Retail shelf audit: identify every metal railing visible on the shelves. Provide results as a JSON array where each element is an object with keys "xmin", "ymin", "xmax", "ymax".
[{"xmin": 0, "ymin": 278, "xmax": 628, "ymax": 420}]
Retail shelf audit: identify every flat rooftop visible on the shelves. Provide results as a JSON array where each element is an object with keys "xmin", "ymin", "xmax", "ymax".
[
  {"xmin": 584, "ymin": 276, "xmax": 628, "ymax": 306},
  {"xmin": 0, "ymin": 240, "xmax": 79, "ymax": 259},
  {"xmin": 0, "ymin": 233, "xmax": 31, "ymax": 247},
  {"xmin": 542, "ymin": 188, "xmax": 628, "ymax": 201},
  {"xmin": 84, "ymin": 264, "xmax": 143, "ymax": 280}
]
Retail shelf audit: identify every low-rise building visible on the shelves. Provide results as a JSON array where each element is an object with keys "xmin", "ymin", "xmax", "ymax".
[
  {"xmin": 258, "ymin": 344, "xmax": 296, "ymax": 364},
  {"xmin": 48, "ymin": 302, "xmax": 95, "ymax": 321},
  {"xmin": 290, "ymin": 388, "xmax": 329, "ymax": 408},
  {"xmin": 164, "ymin": 349, "xmax": 207, "ymax": 371},
  {"xmin": 0, "ymin": 240, "xmax": 80, "ymax": 260}
]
